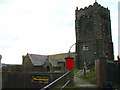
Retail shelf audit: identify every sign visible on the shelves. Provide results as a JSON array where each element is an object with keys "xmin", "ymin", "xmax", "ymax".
[
  {"xmin": 65, "ymin": 58, "xmax": 74, "ymax": 69},
  {"xmin": 31, "ymin": 75, "xmax": 50, "ymax": 84}
]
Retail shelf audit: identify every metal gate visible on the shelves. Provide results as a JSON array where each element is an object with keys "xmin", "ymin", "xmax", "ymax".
[{"xmin": 107, "ymin": 61, "xmax": 120, "ymax": 86}]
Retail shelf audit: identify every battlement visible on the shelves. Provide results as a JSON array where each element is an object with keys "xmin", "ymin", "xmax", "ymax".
[
  {"xmin": 75, "ymin": 2, "xmax": 110, "ymax": 20},
  {"xmin": 75, "ymin": 2, "xmax": 109, "ymax": 13}
]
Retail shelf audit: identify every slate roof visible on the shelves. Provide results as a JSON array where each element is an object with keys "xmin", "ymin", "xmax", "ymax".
[
  {"xmin": 48, "ymin": 59, "xmax": 59, "ymax": 67},
  {"xmin": 27, "ymin": 53, "xmax": 65, "ymax": 67},
  {"xmin": 28, "ymin": 54, "xmax": 48, "ymax": 66}
]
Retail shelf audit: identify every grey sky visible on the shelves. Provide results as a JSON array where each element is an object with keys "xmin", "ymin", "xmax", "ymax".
[{"xmin": 0, "ymin": 0, "xmax": 118, "ymax": 64}]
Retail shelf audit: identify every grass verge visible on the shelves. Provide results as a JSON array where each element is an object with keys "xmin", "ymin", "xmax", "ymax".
[
  {"xmin": 79, "ymin": 70, "xmax": 96, "ymax": 84},
  {"xmin": 50, "ymin": 84, "xmax": 76, "ymax": 90},
  {"xmin": 74, "ymin": 69, "xmax": 80, "ymax": 76}
]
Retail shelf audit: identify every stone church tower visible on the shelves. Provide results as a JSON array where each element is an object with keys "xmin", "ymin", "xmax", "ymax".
[{"xmin": 75, "ymin": 2, "xmax": 114, "ymax": 69}]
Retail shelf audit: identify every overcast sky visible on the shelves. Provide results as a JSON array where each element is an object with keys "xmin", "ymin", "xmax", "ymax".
[{"xmin": 0, "ymin": 0, "xmax": 119, "ymax": 64}]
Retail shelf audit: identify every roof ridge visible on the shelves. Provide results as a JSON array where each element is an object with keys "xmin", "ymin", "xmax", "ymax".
[
  {"xmin": 29, "ymin": 53, "xmax": 48, "ymax": 56},
  {"xmin": 48, "ymin": 52, "xmax": 75, "ymax": 56}
]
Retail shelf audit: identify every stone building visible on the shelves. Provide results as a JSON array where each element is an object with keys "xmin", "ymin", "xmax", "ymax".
[
  {"xmin": 75, "ymin": 2, "xmax": 114, "ymax": 69},
  {"xmin": 22, "ymin": 53, "xmax": 65, "ymax": 72}
]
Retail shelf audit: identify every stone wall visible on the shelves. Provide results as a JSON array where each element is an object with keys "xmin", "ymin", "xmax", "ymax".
[
  {"xmin": 75, "ymin": 2, "xmax": 114, "ymax": 69},
  {"xmin": 95, "ymin": 59, "xmax": 120, "ymax": 87},
  {"xmin": 22, "ymin": 54, "xmax": 33, "ymax": 68},
  {"xmin": 58, "ymin": 62, "xmax": 65, "ymax": 71},
  {"xmin": 22, "ymin": 54, "xmax": 46, "ymax": 72},
  {"xmin": 44, "ymin": 59, "xmax": 54, "ymax": 72},
  {"xmin": 95, "ymin": 59, "xmax": 107, "ymax": 86},
  {"xmin": 2, "ymin": 65, "xmax": 22, "ymax": 71}
]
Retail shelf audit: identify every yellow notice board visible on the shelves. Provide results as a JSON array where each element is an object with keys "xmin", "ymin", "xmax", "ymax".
[{"xmin": 31, "ymin": 75, "xmax": 50, "ymax": 84}]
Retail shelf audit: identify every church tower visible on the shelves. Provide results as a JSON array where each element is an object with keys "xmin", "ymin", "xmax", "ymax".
[{"xmin": 75, "ymin": 2, "xmax": 114, "ymax": 69}]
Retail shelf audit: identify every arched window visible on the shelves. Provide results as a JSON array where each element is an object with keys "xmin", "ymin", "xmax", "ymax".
[{"xmin": 46, "ymin": 66, "xmax": 50, "ymax": 72}]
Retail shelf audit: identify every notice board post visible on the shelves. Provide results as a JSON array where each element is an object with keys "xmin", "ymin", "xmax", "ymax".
[{"xmin": 65, "ymin": 57, "xmax": 74, "ymax": 86}]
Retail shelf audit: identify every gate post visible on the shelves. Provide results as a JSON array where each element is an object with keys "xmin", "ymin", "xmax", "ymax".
[
  {"xmin": 118, "ymin": 56, "xmax": 120, "ymax": 84},
  {"xmin": 95, "ymin": 58, "xmax": 107, "ymax": 86},
  {"xmin": 65, "ymin": 57, "xmax": 74, "ymax": 86},
  {"xmin": 69, "ymin": 70, "xmax": 74, "ymax": 86},
  {"xmin": 0, "ymin": 55, "xmax": 2, "ymax": 90}
]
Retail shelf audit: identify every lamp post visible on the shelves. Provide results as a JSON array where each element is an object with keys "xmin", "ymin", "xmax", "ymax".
[
  {"xmin": 0, "ymin": 55, "xmax": 2, "ymax": 73},
  {"xmin": 65, "ymin": 44, "xmax": 76, "ymax": 86},
  {"xmin": 68, "ymin": 43, "xmax": 76, "ymax": 58},
  {"xmin": 65, "ymin": 43, "xmax": 76, "ymax": 70},
  {"xmin": 83, "ymin": 45, "xmax": 88, "ymax": 75},
  {"xmin": 0, "ymin": 55, "xmax": 2, "ymax": 65},
  {"xmin": 0, "ymin": 55, "xmax": 2, "ymax": 61}
]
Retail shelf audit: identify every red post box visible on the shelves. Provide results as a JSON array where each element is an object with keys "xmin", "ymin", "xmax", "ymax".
[{"xmin": 65, "ymin": 57, "xmax": 74, "ymax": 69}]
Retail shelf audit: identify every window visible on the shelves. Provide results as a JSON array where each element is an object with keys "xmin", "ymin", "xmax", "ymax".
[{"xmin": 46, "ymin": 66, "xmax": 50, "ymax": 72}]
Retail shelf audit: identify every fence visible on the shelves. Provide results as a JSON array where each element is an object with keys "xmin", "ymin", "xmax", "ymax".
[
  {"xmin": 2, "ymin": 71, "xmax": 64, "ymax": 88},
  {"xmin": 107, "ymin": 61, "xmax": 120, "ymax": 86},
  {"xmin": 41, "ymin": 70, "xmax": 73, "ymax": 89}
]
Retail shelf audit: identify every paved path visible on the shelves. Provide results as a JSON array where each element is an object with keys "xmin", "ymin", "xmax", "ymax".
[
  {"xmin": 74, "ymin": 76, "xmax": 97, "ymax": 88},
  {"xmin": 74, "ymin": 70, "xmax": 97, "ymax": 88}
]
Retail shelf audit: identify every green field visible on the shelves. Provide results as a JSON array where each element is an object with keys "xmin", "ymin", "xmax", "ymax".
[{"xmin": 49, "ymin": 52, "xmax": 75, "ymax": 61}]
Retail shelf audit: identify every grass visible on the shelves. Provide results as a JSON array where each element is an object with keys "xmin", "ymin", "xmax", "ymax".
[
  {"xmin": 79, "ymin": 70, "xmax": 96, "ymax": 84},
  {"xmin": 50, "ymin": 84, "xmax": 76, "ymax": 90},
  {"xmin": 74, "ymin": 69, "xmax": 80, "ymax": 76},
  {"xmin": 49, "ymin": 52, "xmax": 75, "ymax": 61}
]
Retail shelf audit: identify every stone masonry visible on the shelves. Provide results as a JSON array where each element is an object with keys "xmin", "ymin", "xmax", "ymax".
[{"xmin": 75, "ymin": 2, "xmax": 114, "ymax": 69}]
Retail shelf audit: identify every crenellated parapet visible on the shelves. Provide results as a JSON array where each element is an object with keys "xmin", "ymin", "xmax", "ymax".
[{"xmin": 75, "ymin": 2, "xmax": 110, "ymax": 20}]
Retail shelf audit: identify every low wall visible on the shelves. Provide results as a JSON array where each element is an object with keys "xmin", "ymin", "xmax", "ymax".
[
  {"xmin": 95, "ymin": 59, "xmax": 120, "ymax": 87},
  {"xmin": 2, "ymin": 71, "xmax": 64, "ymax": 88},
  {"xmin": 95, "ymin": 59, "xmax": 107, "ymax": 86}
]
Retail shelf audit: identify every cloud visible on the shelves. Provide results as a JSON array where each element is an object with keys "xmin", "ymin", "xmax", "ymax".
[{"xmin": 0, "ymin": 0, "xmax": 118, "ymax": 64}]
